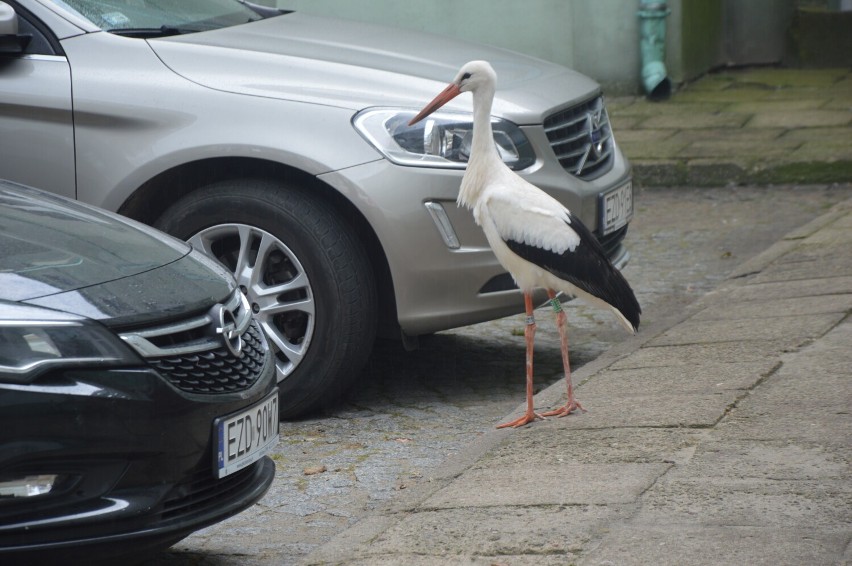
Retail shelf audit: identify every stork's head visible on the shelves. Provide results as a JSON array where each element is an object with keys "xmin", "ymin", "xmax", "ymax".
[{"xmin": 409, "ymin": 60, "xmax": 496, "ymax": 126}]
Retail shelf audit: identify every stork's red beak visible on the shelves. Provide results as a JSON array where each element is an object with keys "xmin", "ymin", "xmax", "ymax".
[{"xmin": 408, "ymin": 83, "xmax": 462, "ymax": 126}]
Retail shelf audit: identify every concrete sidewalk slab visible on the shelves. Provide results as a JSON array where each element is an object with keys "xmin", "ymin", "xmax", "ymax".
[
  {"xmin": 581, "ymin": 362, "xmax": 777, "ymax": 395},
  {"xmin": 713, "ymin": 275, "xmax": 852, "ymax": 301},
  {"xmin": 359, "ymin": 504, "xmax": 626, "ymax": 561},
  {"xmin": 637, "ymin": 477, "xmax": 850, "ymax": 529},
  {"xmin": 673, "ymin": 437, "xmax": 848, "ymax": 481},
  {"xmin": 580, "ymin": 526, "xmax": 848, "ymax": 566},
  {"xmin": 688, "ymin": 295, "xmax": 852, "ymax": 319},
  {"xmin": 609, "ymin": 340, "xmax": 797, "ymax": 368},
  {"xmin": 482, "ymin": 427, "xmax": 703, "ymax": 466},
  {"xmin": 647, "ymin": 313, "xmax": 843, "ymax": 346},
  {"xmin": 422, "ymin": 462, "xmax": 669, "ymax": 507}
]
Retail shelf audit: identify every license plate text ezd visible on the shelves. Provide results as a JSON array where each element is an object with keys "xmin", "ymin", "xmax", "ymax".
[
  {"xmin": 600, "ymin": 181, "xmax": 633, "ymax": 235},
  {"xmin": 214, "ymin": 391, "xmax": 278, "ymax": 478}
]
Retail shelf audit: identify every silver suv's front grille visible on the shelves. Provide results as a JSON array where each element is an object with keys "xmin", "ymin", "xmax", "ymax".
[
  {"xmin": 543, "ymin": 95, "xmax": 614, "ymax": 180},
  {"xmin": 119, "ymin": 289, "xmax": 269, "ymax": 394}
]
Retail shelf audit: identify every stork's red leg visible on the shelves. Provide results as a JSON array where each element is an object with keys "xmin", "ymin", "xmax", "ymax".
[
  {"xmin": 497, "ymin": 292, "xmax": 546, "ymax": 428},
  {"xmin": 541, "ymin": 290, "xmax": 585, "ymax": 418}
]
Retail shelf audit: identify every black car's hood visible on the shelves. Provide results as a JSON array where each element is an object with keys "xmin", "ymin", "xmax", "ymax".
[
  {"xmin": 0, "ymin": 182, "xmax": 235, "ymax": 326},
  {"xmin": 0, "ymin": 182, "xmax": 190, "ymax": 302},
  {"xmin": 26, "ymin": 249, "xmax": 235, "ymax": 327}
]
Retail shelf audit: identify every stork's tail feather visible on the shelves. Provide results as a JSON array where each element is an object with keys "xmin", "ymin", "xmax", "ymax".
[
  {"xmin": 608, "ymin": 272, "xmax": 641, "ymax": 333},
  {"xmin": 563, "ymin": 216, "xmax": 641, "ymax": 333},
  {"xmin": 555, "ymin": 258, "xmax": 640, "ymax": 334}
]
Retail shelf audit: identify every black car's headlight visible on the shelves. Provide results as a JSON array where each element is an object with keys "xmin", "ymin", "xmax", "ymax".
[
  {"xmin": 353, "ymin": 108, "xmax": 536, "ymax": 171},
  {"xmin": 0, "ymin": 303, "xmax": 141, "ymax": 383}
]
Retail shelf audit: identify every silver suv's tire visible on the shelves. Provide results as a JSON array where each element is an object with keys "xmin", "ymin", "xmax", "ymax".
[{"xmin": 155, "ymin": 178, "xmax": 377, "ymax": 419}]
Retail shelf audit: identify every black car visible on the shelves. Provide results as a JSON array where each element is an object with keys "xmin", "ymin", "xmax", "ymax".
[{"xmin": 0, "ymin": 181, "xmax": 278, "ymax": 564}]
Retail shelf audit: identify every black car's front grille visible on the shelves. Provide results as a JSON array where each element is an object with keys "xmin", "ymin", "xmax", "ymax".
[
  {"xmin": 151, "ymin": 321, "xmax": 268, "ymax": 394},
  {"xmin": 119, "ymin": 289, "xmax": 269, "ymax": 394},
  {"xmin": 544, "ymin": 95, "xmax": 614, "ymax": 180}
]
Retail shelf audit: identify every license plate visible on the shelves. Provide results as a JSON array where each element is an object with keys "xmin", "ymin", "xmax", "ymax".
[
  {"xmin": 599, "ymin": 181, "xmax": 633, "ymax": 235},
  {"xmin": 214, "ymin": 391, "xmax": 279, "ymax": 479}
]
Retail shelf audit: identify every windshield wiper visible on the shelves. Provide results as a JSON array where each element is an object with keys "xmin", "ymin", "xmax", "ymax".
[
  {"xmin": 107, "ymin": 25, "xmax": 197, "ymax": 39},
  {"xmin": 238, "ymin": 1, "xmax": 287, "ymax": 18}
]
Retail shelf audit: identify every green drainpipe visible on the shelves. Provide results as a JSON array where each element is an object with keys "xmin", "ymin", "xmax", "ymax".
[{"xmin": 638, "ymin": 0, "xmax": 672, "ymax": 100}]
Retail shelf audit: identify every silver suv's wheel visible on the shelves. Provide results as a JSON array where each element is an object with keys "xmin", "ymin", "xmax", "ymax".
[
  {"xmin": 155, "ymin": 178, "xmax": 377, "ymax": 419},
  {"xmin": 187, "ymin": 223, "xmax": 315, "ymax": 380}
]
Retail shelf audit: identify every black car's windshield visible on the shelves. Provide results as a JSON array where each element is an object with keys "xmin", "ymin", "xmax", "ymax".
[{"xmin": 50, "ymin": 0, "xmax": 266, "ymax": 36}]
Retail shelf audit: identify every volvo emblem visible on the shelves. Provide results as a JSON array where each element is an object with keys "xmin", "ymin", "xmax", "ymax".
[
  {"xmin": 213, "ymin": 304, "xmax": 243, "ymax": 357},
  {"xmin": 590, "ymin": 108, "xmax": 602, "ymax": 130},
  {"xmin": 588, "ymin": 109, "xmax": 605, "ymax": 159}
]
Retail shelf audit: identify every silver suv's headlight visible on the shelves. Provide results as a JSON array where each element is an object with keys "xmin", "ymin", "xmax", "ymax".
[
  {"xmin": 353, "ymin": 108, "xmax": 536, "ymax": 170},
  {"xmin": 0, "ymin": 303, "xmax": 142, "ymax": 383}
]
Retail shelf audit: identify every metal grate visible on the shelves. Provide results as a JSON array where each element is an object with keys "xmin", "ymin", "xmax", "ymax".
[
  {"xmin": 543, "ymin": 96, "xmax": 614, "ymax": 180},
  {"xmin": 151, "ymin": 320, "xmax": 268, "ymax": 394}
]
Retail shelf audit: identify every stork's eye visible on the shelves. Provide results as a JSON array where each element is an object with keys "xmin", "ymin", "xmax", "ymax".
[{"xmin": 461, "ymin": 72, "xmax": 472, "ymax": 81}]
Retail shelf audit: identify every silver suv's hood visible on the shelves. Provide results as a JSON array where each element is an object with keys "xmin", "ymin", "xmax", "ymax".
[{"xmin": 150, "ymin": 12, "xmax": 599, "ymax": 124}]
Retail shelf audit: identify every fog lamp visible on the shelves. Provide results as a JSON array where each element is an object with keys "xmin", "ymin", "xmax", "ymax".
[{"xmin": 0, "ymin": 474, "xmax": 58, "ymax": 497}]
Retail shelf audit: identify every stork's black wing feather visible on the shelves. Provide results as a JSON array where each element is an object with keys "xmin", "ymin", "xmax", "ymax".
[{"xmin": 504, "ymin": 212, "xmax": 641, "ymax": 330}]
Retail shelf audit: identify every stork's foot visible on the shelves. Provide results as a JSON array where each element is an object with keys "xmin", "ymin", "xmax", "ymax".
[
  {"xmin": 496, "ymin": 411, "xmax": 546, "ymax": 429},
  {"xmin": 541, "ymin": 399, "xmax": 586, "ymax": 418}
]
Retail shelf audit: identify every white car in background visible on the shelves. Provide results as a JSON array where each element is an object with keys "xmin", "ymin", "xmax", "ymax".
[{"xmin": 0, "ymin": 0, "xmax": 633, "ymax": 418}]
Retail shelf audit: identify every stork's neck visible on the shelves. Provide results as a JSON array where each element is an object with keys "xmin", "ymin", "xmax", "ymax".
[{"xmin": 458, "ymin": 83, "xmax": 502, "ymax": 209}]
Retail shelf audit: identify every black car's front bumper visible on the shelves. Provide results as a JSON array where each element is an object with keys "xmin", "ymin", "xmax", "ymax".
[{"xmin": 0, "ymin": 361, "xmax": 277, "ymax": 564}]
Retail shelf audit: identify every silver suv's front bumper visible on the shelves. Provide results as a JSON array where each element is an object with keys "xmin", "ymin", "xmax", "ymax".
[{"xmin": 321, "ymin": 141, "xmax": 632, "ymax": 337}]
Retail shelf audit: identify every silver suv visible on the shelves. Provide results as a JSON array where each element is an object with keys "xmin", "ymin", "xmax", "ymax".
[{"xmin": 0, "ymin": 0, "xmax": 633, "ymax": 418}]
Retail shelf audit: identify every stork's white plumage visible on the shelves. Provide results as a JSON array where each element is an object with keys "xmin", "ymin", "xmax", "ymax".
[{"xmin": 410, "ymin": 61, "xmax": 641, "ymax": 428}]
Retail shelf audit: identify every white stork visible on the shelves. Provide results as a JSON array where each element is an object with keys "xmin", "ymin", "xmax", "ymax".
[{"xmin": 410, "ymin": 61, "xmax": 641, "ymax": 428}]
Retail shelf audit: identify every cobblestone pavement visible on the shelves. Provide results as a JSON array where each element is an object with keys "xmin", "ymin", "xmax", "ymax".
[{"xmin": 145, "ymin": 184, "xmax": 851, "ymax": 565}]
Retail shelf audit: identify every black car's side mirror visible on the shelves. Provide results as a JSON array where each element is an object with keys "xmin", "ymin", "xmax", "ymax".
[{"xmin": 0, "ymin": 2, "xmax": 31, "ymax": 55}]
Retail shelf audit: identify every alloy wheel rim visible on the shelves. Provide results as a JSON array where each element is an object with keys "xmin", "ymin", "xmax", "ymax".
[{"xmin": 188, "ymin": 223, "xmax": 315, "ymax": 383}]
